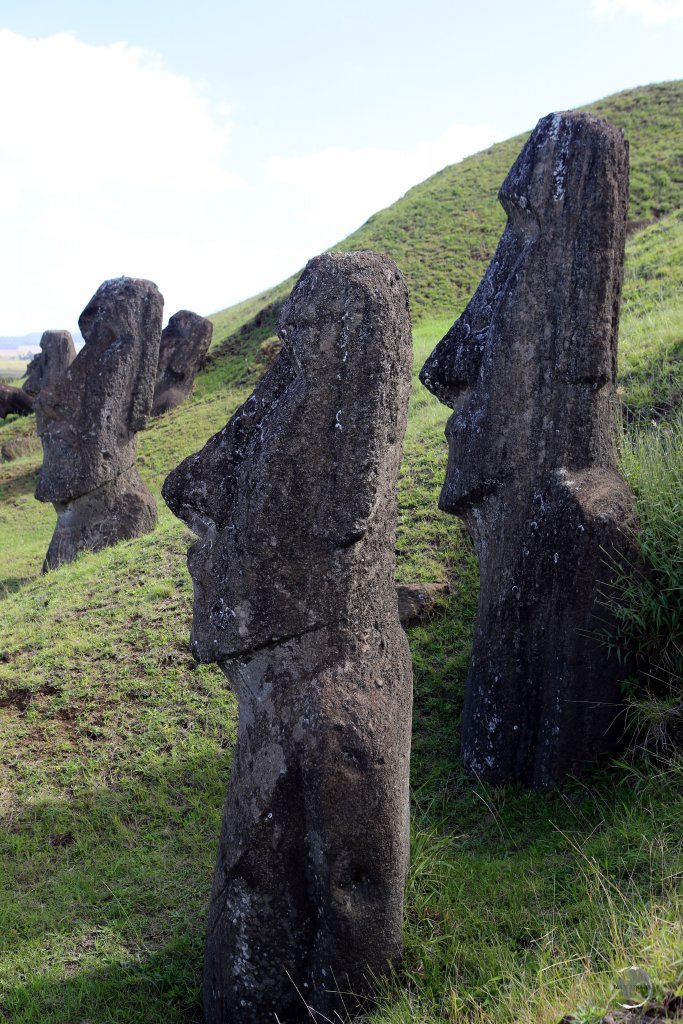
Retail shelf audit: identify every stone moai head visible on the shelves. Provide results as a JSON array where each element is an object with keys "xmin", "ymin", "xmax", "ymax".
[
  {"xmin": 151, "ymin": 309, "xmax": 214, "ymax": 417},
  {"xmin": 35, "ymin": 277, "xmax": 164, "ymax": 504},
  {"xmin": 22, "ymin": 330, "xmax": 77, "ymax": 399},
  {"xmin": 163, "ymin": 251, "xmax": 412, "ymax": 664},
  {"xmin": 420, "ymin": 113, "xmax": 636, "ymax": 788},
  {"xmin": 420, "ymin": 112, "xmax": 629, "ymax": 513}
]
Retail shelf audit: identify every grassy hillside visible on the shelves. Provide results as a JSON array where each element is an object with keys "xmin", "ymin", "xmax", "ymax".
[{"xmin": 1, "ymin": 80, "xmax": 682, "ymax": 1023}]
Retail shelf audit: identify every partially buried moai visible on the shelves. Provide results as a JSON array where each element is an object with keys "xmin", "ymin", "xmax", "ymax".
[
  {"xmin": 163, "ymin": 251, "xmax": 413, "ymax": 1023},
  {"xmin": 420, "ymin": 112, "xmax": 639, "ymax": 789},
  {"xmin": 22, "ymin": 330, "xmax": 76, "ymax": 400},
  {"xmin": 35, "ymin": 277, "xmax": 163, "ymax": 571},
  {"xmin": 151, "ymin": 309, "xmax": 213, "ymax": 416}
]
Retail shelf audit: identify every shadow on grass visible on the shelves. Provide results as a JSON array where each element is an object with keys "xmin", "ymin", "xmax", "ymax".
[
  {"xmin": 0, "ymin": 575, "xmax": 33, "ymax": 599},
  {"xmin": 0, "ymin": 466, "xmax": 40, "ymax": 500},
  {"xmin": 0, "ymin": 943, "xmax": 204, "ymax": 1024},
  {"xmin": 1, "ymin": 750, "xmax": 228, "ymax": 1024}
]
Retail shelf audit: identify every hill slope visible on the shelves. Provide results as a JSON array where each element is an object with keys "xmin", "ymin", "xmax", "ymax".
[{"xmin": 0, "ymin": 80, "xmax": 681, "ymax": 1024}]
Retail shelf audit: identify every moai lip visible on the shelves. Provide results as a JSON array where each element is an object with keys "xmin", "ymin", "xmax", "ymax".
[
  {"xmin": 151, "ymin": 309, "xmax": 213, "ymax": 417},
  {"xmin": 163, "ymin": 251, "xmax": 413, "ymax": 1023},
  {"xmin": 22, "ymin": 330, "xmax": 76, "ymax": 399},
  {"xmin": 420, "ymin": 112, "xmax": 640, "ymax": 789},
  {"xmin": 35, "ymin": 277, "xmax": 163, "ymax": 570}
]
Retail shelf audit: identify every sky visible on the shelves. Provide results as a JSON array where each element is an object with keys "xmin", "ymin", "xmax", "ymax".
[{"xmin": 0, "ymin": 0, "xmax": 682, "ymax": 339}]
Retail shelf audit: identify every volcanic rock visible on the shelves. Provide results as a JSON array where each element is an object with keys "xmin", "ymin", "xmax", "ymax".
[
  {"xmin": 22, "ymin": 330, "xmax": 76, "ymax": 398},
  {"xmin": 163, "ymin": 251, "xmax": 413, "ymax": 1023},
  {"xmin": 0, "ymin": 382, "xmax": 34, "ymax": 418},
  {"xmin": 151, "ymin": 310, "xmax": 213, "ymax": 416},
  {"xmin": 35, "ymin": 277, "xmax": 163, "ymax": 570},
  {"xmin": 420, "ymin": 112, "xmax": 640, "ymax": 789}
]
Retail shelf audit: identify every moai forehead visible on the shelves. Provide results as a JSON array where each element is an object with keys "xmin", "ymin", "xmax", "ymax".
[
  {"xmin": 420, "ymin": 112, "xmax": 629, "ymax": 512},
  {"xmin": 163, "ymin": 251, "xmax": 412, "ymax": 663}
]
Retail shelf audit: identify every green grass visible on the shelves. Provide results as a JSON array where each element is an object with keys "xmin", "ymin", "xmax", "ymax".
[{"xmin": 1, "ymin": 79, "xmax": 683, "ymax": 1024}]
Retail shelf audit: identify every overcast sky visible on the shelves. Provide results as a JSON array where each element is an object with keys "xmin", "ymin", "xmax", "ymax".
[{"xmin": 1, "ymin": 0, "xmax": 682, "ymax": 336}]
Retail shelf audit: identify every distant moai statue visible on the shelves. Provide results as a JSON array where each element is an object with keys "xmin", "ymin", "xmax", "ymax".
[
  {"xmin": 22, "ymin": 330, "xmax": 76, "ymax": 399},
  {"xmin": 163, "ymin": 252, "xmax": 413, "ymax": 1023},
  {"xmin": 0, "ymin": 383, "xmax": 34, "ymax": 418},
  {"xmin": 151, "ymin": 310, "xmax": 213, "ymax": 416},
  {"xmin": 420, "ymin": 112, "xmax": 639, "ymax": 789},
  {"xmin": 35, "ymin": 277, "xmax": 163, "ymax": 571}
]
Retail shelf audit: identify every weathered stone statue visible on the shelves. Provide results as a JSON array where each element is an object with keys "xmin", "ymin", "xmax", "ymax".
[
  {"xmin": 0, "ymin": 382, "xmax": 34, "ymax": 418},
  {"xmin": 22, "ymin": 330, "xmax": 76, "ymax": 399},
  {"xmin": 420, "ymin": 112, "xmax": 638, "ymax": 789},
  {"xmin": 163, "ymin": 251, "xmax": 413, "ymax": 1023},
  {"xmin": 35, "ymin": 277, "xmax": 163, "ymax": 571},
  {"xmin": 151, "ymin": 309, "xmax": 213, "ymax": 416}
]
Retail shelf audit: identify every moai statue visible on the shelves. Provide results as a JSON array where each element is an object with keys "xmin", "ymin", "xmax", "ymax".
[
  {"xmin": 0, "ymin": 382, "xmax": 34, "ymax": 418},
  {"xmin": 151, "ymin": 310, "xmax": 213, "ymax": 416},
  {"xmin": 22, "ymin": 330, "xmax": 76, "ymax": 399},
  {"xmin": 420, "ymin": 112, "xmax": 639, "ymax": 789},
  {"xmin": 35, "ymin": 277, "xmax": 163, "ymax": 571},
  {"xmin": 163, "ymin": 251, "xmax": 413, "ymax": 1023}
]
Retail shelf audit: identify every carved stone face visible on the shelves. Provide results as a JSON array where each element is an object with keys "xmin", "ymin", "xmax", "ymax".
[
  {"xmin": 35, "ymin": 278, "xmax": 163, "ymax": 503},
  {"xmin": 162, "ymin": 251, "xmax": 412, "ymax": 663},
  {"xmin": 420, "ymin": 112, "xmax": 628, "ymax": 514}
]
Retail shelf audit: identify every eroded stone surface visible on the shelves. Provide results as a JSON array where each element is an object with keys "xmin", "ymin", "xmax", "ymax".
[
  {"xmin": 151, "ymin": 310, "xmax": 213, "ymax": 416},
  {"xmin": 420, "ymin": 112, "xmax": 639, "ymax": 789},
  {"xmin": 396, "ymin": 582, "xmax": 449, "ymax": 627},
  {"xmin": 22, "ymin": 330, "xmax": 76, "ymax": 399},
  {"xmin": 35, "ymin": 277, "xmax": 163, "ymax": 570},
  {"xmin": 0, "ymin": 382, "xmax": 34, "ymax": 418},
  {"xmin": 163, "ymin": 251, "xmax": 413, "ymax": 1023}
]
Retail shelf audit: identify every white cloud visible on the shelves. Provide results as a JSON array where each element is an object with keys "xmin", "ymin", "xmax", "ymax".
[
  {"xmin": 592, "ymin": 0, "xmax": 683, "ymax": 22},
  {"xmin": 0, "ymin": 30, "xmax": 505, "ymax": 337},
  {"xmin": 0, "ymin": 30, "xmax": 240, "ymax": 334},
  {"xmin": 265, "ymin": 124, "xmax": 503, "ymax": 246}
]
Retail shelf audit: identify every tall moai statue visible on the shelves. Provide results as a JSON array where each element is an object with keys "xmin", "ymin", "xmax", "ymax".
[
  {"xmin": 151, "ymin": 309, "xmax": 214, "ymax": 417},
  {"xmin": 420, "ymin": 112, "xmax": 639, "ymax": 789},
  {"xmin": 35, "ymin": 277, "xmax": 163, "ymax": 571},
  {"xmin": 22, "ymin": 330, "xmax": 77, "ymax": 399},
  {"xmin": 163, "ymin": 252, "xmax": 413, "ymax": 1023}
]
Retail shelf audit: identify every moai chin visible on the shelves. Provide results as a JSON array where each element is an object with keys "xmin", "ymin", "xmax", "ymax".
[
  {"xmin": 151, "ymin": 309, "xmax": 214, "ymax": 417},
  {"xmin": 22, "ymin": 330, "xmax": 77, "ymax": 399},
  {"xmin": 163, "ymin": 251, "xmax": 413, "ymax": 1023},
  {"xmin": 35, "ymin": 277, "xmax": 163, "ymax": 571},
  {"xmin": 420, "ymin": 112, "xmax": 638, "ymax": 789}
]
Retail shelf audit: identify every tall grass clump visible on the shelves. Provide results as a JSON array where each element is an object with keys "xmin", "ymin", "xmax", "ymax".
[{"xmin": 612, "ymin": 407, "xmax": 683, "ymax": 746}]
